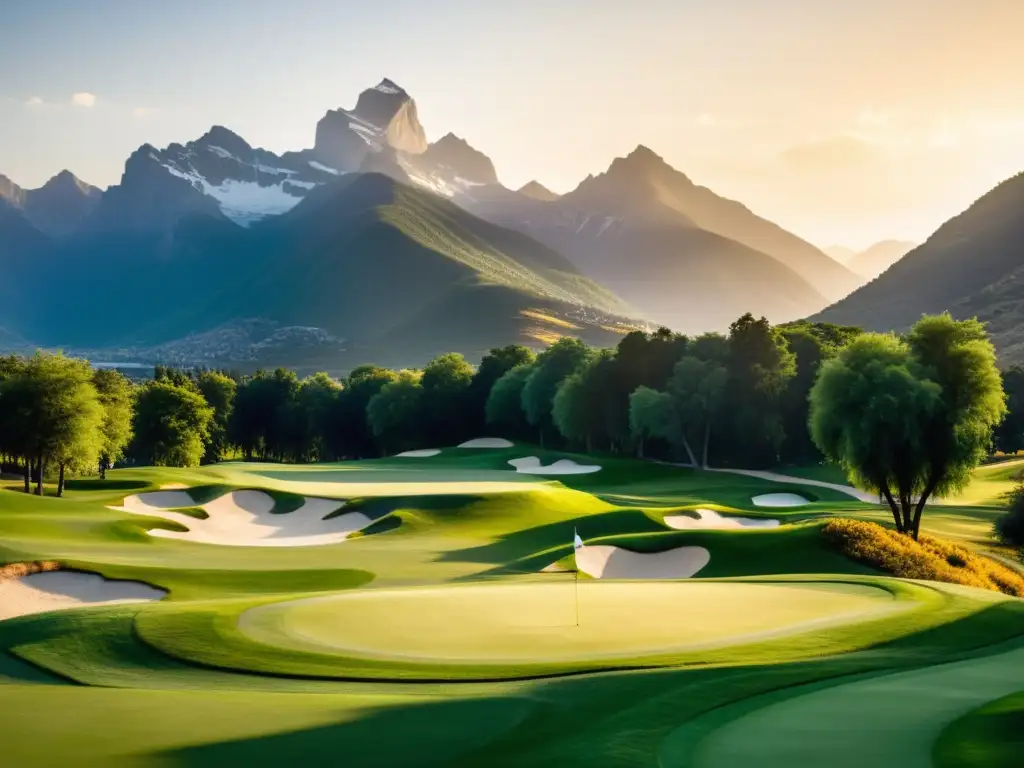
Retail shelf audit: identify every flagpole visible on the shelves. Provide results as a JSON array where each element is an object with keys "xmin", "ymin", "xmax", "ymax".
[{"xmin": 574, "ymin": 567, "xmax": 580, "ymax": 626}]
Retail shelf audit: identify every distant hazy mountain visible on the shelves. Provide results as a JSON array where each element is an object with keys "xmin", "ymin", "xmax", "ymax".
[
  {"xmin": 846, "ymin": 240, "xmax": 918, "ymax": 280},
  {"xmin": 0, "ymin": 170, "xmax": 100, "ymax": 238},
  {"xmin": 518, "ymin": 181, "xmax": 560, "ymax": 201},
  {"xmin": 815, "ymin": 171, "xmax": 1024, "ymax": 362},
  {"xmin": 824, "ymin": 245, "xmax": 856, "ymax": 263},
  {"xmin": 468, "ymin": 146, "xmax": 849, "ymax": 331}
]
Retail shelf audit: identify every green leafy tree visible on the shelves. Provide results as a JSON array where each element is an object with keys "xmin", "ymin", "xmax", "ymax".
[
  {"xmin": 0, "ymin": 355, "xmax": 33, "ymax": 491},
  {"xmin": 366, "ymin": 370, "xmax": 423, "ymax": 454},
  {"xmin": 628, "ymin": 386, "xmax": 676, "ymax": 459},
  {"xmin": 810, "ymin": 315, "xmax": 1005, "ymax": 539},
  {"xmin": 668, "ymin": 355, "xmax": 728, "ymax": 468},
  {"xmin": 521, "ymin": 338, "xmax": 593, "ymax": 445},
  {"xmin": 92, "ymin": 368, "xmax": 135, "ymax": 479},
  {"xmin": 328, "ymin": 366, "xmax": 398, "ymax": 459},
  {"xmin": 995, "ymin": 366, "xmax": 1024, "ymax": 454},
  {"xmin": 485, "ymin": 364, "xmax": 535, "ymax": 439},
  {"xmin": 195, "ymin": 371, "xmax": 237, "ymax": 464},
  {"xmin": 725, "ymin": 313, "xmax": 796, "ymax": 466},
  {"xmin": 229, "ymin": 369, "xmax": 300, "ymax": 460},
  {"xmin": 296, "ymin": 373, "xmax": 342, "ymax": 461},
  {"xmin": 467, "ymin": 345, "xmax": 535, "ymax": 434},
  {"xmin": 420, "ymin": 353, "xmax": 475, "ymax": 446},
  {"xmin": 553, "ymin": 350, "xmax": 621, "ymax": 451},
  {"xmin": 132, "ymin": 381, "xmax": 214, "ymax": 467},
  {"xmin": 6, "ymin": 354, "xmax": 104, "ymax": 496}
]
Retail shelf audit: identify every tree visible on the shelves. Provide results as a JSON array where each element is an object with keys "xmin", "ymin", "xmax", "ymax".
[
  {"xmin": 195, "ymin": 371, "xmax": 237, "ymax": 464},
  {"xmin": 994, "ymin": 366, "xmax": 1024, "ymax": 454},
  {"xmin": 93, "ymin": 368, "xmax": 134, "ymax": 479},
  {"xmin": 328, "ymin": 366, "xmax": 398, "ymax": 459},
  {"xmin": 809, "ymin": 316, "xmax": 1005, "ymax": 539},
  {"xmin": 467, "ymin": 345, "xmax": 535, "ymax": 434},
  {"xmin": 521, "ymin": 338, "xmax": 593, "ymax": 445},
  {"xmin": 0, "ymin": 355, "xmax": 32, "ymax": 491},
  {"xmin": 995, "ymin": 483, "xmax": 1024, "ymax": 548},
  {"xmin": 420, "ymin": 353, "xmax": 475, "ymax": 446},
  {"xmin": 295, "ymin": 373, "xmax": 342, "ymax": 462},
  {"xmin": 668, "ymin": 355, "xmax": 728, "ymax": 468},
  {"xmin": 628, "ymin": 386, "xmax": 675, "ymax": 459},
  {"xmin": 725, "ymin": 314, "xmax": 796, "ymax": 466},
  {"xmin": 229, "ymin": 369, "xmax": 299, "ymax": 460},
  {"xmin": 553, "ymin": 350, "xmax": 622, "ymax": 452},
  {"xmin": 132, "ymin": 381, "xmax": 214, "ymax": 467},
  {"xmin": 366, "ymin": 370, "xmax": 423, "ymax": 454},
  {"xmin": 18, "ymin": 353, "xmax": 104, "ymax": 496},
  {"xmin": 486, "ymin": 364, "xmax": 535, "ymax": 439}
]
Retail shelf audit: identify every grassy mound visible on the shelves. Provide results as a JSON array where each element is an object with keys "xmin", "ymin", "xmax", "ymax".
[
  {"xmin": 823, "ymin": 519, "xmax": 1024, "ymax": 596},
  {"xmin": 935, "ymin": 691, "xmax": 1024, "ymax": 768}
]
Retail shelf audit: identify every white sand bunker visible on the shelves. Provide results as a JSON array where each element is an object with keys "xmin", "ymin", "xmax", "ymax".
[
  {"xmin": 509, "ymin": 456, "xmax": 602, "ymax": 475},
  {"xmin": 458, "ymin": 437, "xmax": 514, "ymax": 448},
  {"xmin": 575, "ymin": 545, "xmax": 710, "ymax": 579},
  {"xmin": 751, "ymin": 493, "xmax": 810, "ymax": 508},
  {"xmin": 0, "ymin": 571, "xmax": 166, "ymax": 621},
  {"xmin": 112, "ymin": 489, "xmax": 372, "ymax": 547},
  {"xmin": 665, "ymin": 508, "xmax": 780, "ymax": 530},
  {"xmin": 394, "ymin": 449, "xmax": 442, "ymax": 458}
]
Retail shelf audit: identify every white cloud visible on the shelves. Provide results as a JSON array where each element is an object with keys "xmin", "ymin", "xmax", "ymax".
[
  {"xmin": 71, "ymin": 92, "xmax": 97, "ymax": 107},
  {"xmin": 25, "ymin": 96, "xmax": 43, "ymax": 107}
]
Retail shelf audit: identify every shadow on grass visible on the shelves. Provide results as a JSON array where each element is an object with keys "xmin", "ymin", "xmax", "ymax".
[
  {"xmin": 64, "ymin": 479, "xmax": 150, "ymax": 492},
  {"xmin": 154, "ymin": 696, "xmax": 536, "ymax": 767}
]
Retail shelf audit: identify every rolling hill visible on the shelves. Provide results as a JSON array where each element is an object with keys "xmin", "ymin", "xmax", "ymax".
[
  {"xmin": 815, "ymin": 171, "xmax": 1024, "ymax": 363},
  {"xmin": 8, "ymin": 174, "xmax": 641, "ymax": 371},
  {"xmin": 469, "ymin": 147, "xmax": 848, "ymax": 331}
]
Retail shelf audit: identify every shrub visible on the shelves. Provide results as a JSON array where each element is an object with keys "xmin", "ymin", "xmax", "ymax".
[
  {"xmin": 0, "ymin": 561, "xmax": 60, "ymax": 580},
  {"xmin": 995, "ymin": 483, "xmax": 1024, "ymax": 547},
  {"xmin": 823, "ymin": 518, "xmax": 1024, "ymax": 597}
]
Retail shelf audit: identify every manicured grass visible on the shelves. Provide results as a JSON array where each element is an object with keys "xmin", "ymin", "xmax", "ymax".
[
  {"xmin": 2, "ymin": 448, "xmax": 1023, "ymax": 765},
  {"xmin": 935, "ymin": 691, "xmax": 1024, "ymax": 768}
]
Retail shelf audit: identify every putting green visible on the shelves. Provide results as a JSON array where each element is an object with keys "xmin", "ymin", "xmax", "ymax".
[
  {"xmin": 240, "ymin": 581, "xmax": 904, "ymax": 665},
  {"xmin": 684, "ymin": 641, "xmax": 1024, "ymax": 768}
]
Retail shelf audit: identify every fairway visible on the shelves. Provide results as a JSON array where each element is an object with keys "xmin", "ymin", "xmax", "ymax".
[
  {"xmin": 686, "ymin": 641, "xmax": 1024, "ymax": 768},
  {"xmin": 1, "ymin": 448, "xmax": 1022, "ymax": 764},
  {"xmin": 241, "ymin": 581, "xmax": 904, "ymax": 664}
]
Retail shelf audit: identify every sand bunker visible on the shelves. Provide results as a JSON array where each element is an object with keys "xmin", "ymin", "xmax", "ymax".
[
  {"xmin": 509, "ymin": 457, "xmax": 602, "ymax": 475},
  {"xmin": 112, "ymin": 489, "xmax": 371, "ymax": 547},
  {"xmin": 575, "ymin": 545, "xmax": 710, "ymax": 579},
  {"xmin": 751, "ymin": 493, "xmax": 810, "ymax": 507},
  {"xmin": 394, "ymin": 449, "xmax": 442, "ymax": 457},
  {"xmin": 159, "ymin": 483, "xmax": 189, "ymax": 490},
  {"xmin": 458, "ymin": 437, "xmax": 514, "ymax": 448},
  {"xmin": 0, "ymin": 571, "xmax": 166, "ymax": 621},
  {"xmin": 665, "ymin": 509, "xmax": 780, "ymax": 530}
]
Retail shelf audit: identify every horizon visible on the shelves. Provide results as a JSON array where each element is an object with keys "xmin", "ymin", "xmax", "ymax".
[{"xmin": 3, "ymin": 0, "xmax": 1023, "ymax": 249}]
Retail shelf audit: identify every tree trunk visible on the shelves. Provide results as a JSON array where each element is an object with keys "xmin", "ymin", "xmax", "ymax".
[
  {"xmin": 637, "ymin": 438, "xmax": 645, "ymax": 460},
  {"xmin": 679, "ymin": 435, "xmax": 699, "ymax": 468},
  {"xmin": 702, "ymin": 420, "xmax": 712, "ymax": 469},
  {"xmin": 899, "ymin": 494, "xmax": 914, "ymax": 534},
  {"xmin": 911, "ymin": 474, "xmax": 940, "ymax": 541},
  {"xmin": 57, "ymin": 464, "xmax": 66, "ymax": 497},
  {"xmin": 880, "ymin": 486, "xmax": 904, "ymax": 533},
  {"xmin": 35, "ymin": 456, "xmax": 44, "ymax": 496},
  {"xmin": 23, "ymin": 459, "xmax": 30, "ymax": 494}
]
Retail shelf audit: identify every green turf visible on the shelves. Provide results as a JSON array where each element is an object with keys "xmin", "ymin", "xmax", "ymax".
[
  {"xmin": 935, "ymin": 690, "xmax": 1024, "ymax": 767},
  {"xmin": 2, "ymin": 447, "xmax": 1023, "ymax": 765}
]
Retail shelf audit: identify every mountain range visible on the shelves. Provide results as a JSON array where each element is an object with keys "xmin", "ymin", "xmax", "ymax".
[
  {"xmin": 824, "ymin": 240, "xmax": 918, "ymax": 280},
  {"xmin": 1, "ymin": 77, "xmax": 874, "ymax": 371},
  {"xmin": 816, "ymin": 171, "xmax": 1024, "ymax": 363}
]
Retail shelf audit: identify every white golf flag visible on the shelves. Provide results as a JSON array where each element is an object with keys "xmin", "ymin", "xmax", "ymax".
[{"xmin": 573, "ymin": 528, "xmax": 583, "ymax": 569}]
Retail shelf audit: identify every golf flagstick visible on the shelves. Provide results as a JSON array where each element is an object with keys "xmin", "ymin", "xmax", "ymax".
[{"xmin": 573, "ymin": 527, "xmax": 584, "ymax": 626}]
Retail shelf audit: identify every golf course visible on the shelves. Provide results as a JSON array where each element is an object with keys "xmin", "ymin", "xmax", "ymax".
[{"xmin": 2, "ymin": 442, "xmax": 1022, "ymax": 766}]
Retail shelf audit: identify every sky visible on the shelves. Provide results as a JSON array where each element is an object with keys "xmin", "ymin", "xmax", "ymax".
[{"xmin": 2, "ymin": 0, "xmax": 1023, "ymax": 250}]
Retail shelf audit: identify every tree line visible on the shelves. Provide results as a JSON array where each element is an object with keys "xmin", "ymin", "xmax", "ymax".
[{"xmin": 0, "ymin": 312, "xmax": 1012, "ymax": 537}]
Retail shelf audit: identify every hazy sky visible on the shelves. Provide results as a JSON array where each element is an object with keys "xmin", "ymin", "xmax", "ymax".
[{"xmin": 2, "ymin": 0, "xmax": 1022, "ymax": 249}]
